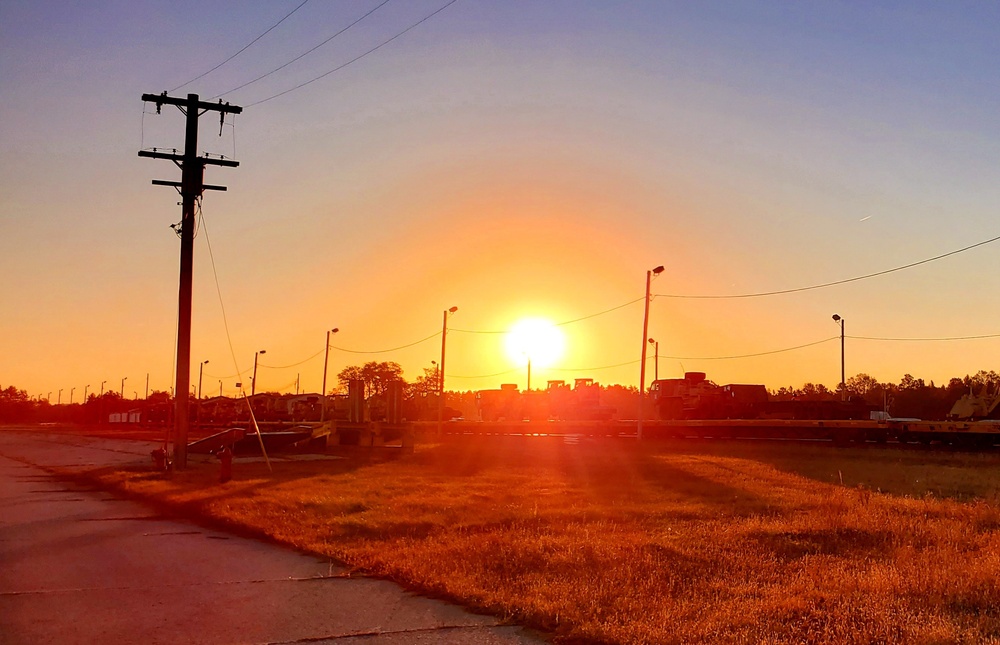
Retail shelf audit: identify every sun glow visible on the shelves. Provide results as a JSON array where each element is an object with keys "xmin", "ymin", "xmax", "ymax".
[{"xmin": 505, "ymin": 318, "xmax": 566, "ymax": 368}]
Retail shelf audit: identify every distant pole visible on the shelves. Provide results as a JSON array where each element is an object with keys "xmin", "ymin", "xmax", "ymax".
[
  {"xmin": 120, "ymin": 377, "xmax": 127, "ymax": 399},
  {"xmin": 637, "ymin": 265, "xmax": 664, "ymax": 440},
  {"xmin": 219, "ymin": 380, "xmax": 222, "ymax": 397},
  {"xmin": 139, "ymin": 91, "xmax": 242, "ymax": 470},
  {"xmin": 83, "ymin": 384, "xmax": 89, "ymax": 402},
  {"xmin": 198, "ymin": 360, "xmax": 209, "ymax": 399},
  {"xmin": 527, "ymin": 358, "xmax": 532, "ymax": 391},
  {"xmin": 648, "ymin": 338, "xmax": 659, "ymax": 381},
  {"xmin": 832, "ymin": 314, "xmax": 845, "ymax": 399},
  {"xmin": 145, "ymin": 373, "xmax": 149, "ymax": 400},
  {"xmin": 251, "ymin": 350, "xmax": 266, "ymax": 396},
  {"xmin": 70, "ymin": 387, "xmax": 75, "ymax": 404},
  {"xmin": 438, "ymin": 306, "xmax": 458, "ymax": 433},
  {"xmin": 58, "ymin": 389, "xmax": 63, "ymax": 405},
  {"xmin": 320, "ymin": 328, "xmax": 339, "ymax": 422}
]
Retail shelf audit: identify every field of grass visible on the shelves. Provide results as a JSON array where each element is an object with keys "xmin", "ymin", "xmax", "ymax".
[{"xmin": 86, "ymin": 438, "xmax": 1000, "ymax": 644}]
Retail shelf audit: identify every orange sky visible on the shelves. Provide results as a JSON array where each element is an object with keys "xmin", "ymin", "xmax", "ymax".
[{"xmin": 2, "ymin": 2, "xmax": 998, "ymax": 400}]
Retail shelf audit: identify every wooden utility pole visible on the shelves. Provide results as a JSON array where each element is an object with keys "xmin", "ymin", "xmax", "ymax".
[{"xmin": 139, "ymin": 92, "xmax": 242, "ymax": 470}]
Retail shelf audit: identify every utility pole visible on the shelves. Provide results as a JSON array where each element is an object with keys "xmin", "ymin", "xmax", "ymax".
[
  {"xmin": 438, "ymin": 307, "xmax": 458, "ymax": 433},
  {"xmin": 139, "ymin": 92, "xmax": 242, "ymax": 470},
  {"xmin": 637, "ymin": 265, "xmax": 664, "ymax": 440}
]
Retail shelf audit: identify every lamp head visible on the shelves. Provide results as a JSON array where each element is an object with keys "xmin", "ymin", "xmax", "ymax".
[
  {"xmin": 648, "ymin": 338, "xmax": 656, "ymax": 344},
  {"xmin": 448, "ymin": 306, "xmax": 458, "ymax": 313},
  {"xmin": 331, "ymin": 327, "xmax": 339, "ymax": 334},
  {"xmin": 203, "ymin": 359, "xmax": 209, "ymax": 365},
  {"xmin": 832, "ymin": 314, "xmax": 841, "ymax": 322},
  {"xmin": 652, "ymin": 265, "xmax": 665, "ymax": 275},
  {"xmin": 259, "ymin": 349, "xmax": 266, "ymax": 355}
]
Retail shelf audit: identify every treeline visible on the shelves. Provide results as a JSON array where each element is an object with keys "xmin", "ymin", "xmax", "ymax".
[
  {"xmin": 4, "ymin": 368, "xmax": 997, "ymax": 424},
  {"xmin": 771, "ymin": 370, "xmax": 1000, "ymax": 419},
  {"xmin": 0, "ymin": 386, "xmax": 171, "ymax": 425}
]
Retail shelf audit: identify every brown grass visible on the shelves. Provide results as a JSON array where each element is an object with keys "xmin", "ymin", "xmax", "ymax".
[{"xmin": 84, "ymin": 438, "xmax": 1000, "ymax": 644}]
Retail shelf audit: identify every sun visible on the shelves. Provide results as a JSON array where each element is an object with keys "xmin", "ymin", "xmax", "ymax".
[{"xmin": 505, "ymin": 318, "xmax": 566, "ymax": 368}]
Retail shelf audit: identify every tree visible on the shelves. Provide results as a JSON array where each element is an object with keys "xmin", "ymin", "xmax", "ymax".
[
  {"xmin": 408, "ymin": 364, "xmax": 440, "ymax": 398},
  {"xmin": 337, "ymin": 361, "xmax": 405, "ymax": 399},
  {"xmin": 0, "ymin": 385, "xmax": 32, "ymax": 423}
]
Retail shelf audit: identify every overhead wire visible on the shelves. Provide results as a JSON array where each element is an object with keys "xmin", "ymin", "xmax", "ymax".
[
  {"xmin": 330, "ymin": 331, "xmax": 441, "ymax": 354},
  {"xmin": 259, "ymin": 349, "xmax": 325, "ymax": 369},
  {"xmin": 212, "ymin": 0, "xmax": 393, "ymax": 100},
  {"xmin": 451, "ymin": 297, "xmax": 644, "ymax": 335},
  {"xmin": 655, "ymin": 233, "xmax": 1000, "ymax": 299},
  {"xmin": 170, "ymin": 0, "xmax": 313, "ymax": 92},
  {"xmin": 848, "ymin": 332, "xmax": 1000, "ymax": 342},
  {"xmin": 243, "ymin": 0, "xmax": 461, "ymax": 107}
]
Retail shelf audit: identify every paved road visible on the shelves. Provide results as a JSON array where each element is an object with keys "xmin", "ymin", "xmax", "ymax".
[{"xmin": 0, "ymin": 430, "xmax": 547, "ymax": 644}]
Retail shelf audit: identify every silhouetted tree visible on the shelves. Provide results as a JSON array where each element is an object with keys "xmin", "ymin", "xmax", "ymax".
[{"xmin": 337, "ymin": 361, "xmax": 405, "ymax": 399}]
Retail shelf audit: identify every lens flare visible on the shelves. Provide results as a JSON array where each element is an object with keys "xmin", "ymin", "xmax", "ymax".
[{"xmin": 505, "ymin": 318, "xmax": 565, "ymax": 368}]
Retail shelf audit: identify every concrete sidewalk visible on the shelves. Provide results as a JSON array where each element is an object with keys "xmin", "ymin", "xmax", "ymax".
[{"xmin": 0, "ymin": 430, "xmax": 547, "ymax": 644}]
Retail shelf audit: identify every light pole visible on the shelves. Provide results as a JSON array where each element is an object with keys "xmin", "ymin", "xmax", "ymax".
[
  {"xmin": 637, "ymin": 265, "xmax": 664, "ymax": 440},
  {"xmin": 526, "ymin": 357, "xmax": 532, "ymax": 392},
  {"xmin": 58, "ymin": 389, "xmax": 63, "ymax": 405},
  {"xmin": 198, "ymin": 360, "xmax": 209, "ymax": 399},
  {"xmin": 438, "ymin": 306, "xmax": 458, "ymax": 433},
  {"xmin": 145, "ymin": 373, "xmax": 149, "ymax": 400},
  {"xmin": 120, "ymin": 377, "xmax": 127, "ymax": 399},
  {"xmin": 251, "ymin": 350, "xmax": 266, "ymax": 396},
  {"xmin": 47, "ymin": 392, "xmax": 51, "ymax": 402},
  {"xmin": 320, "ymin": 328, "xmax": 339, "ymax": 422},
  {"xmin": 70, "ymin": 387, "xmax": 75, "ymax": 404},
  {"xmin": 832, "ymin": 314, "xmax": 845, "ymax": 398},
  {"xmin": 83, "ymin": 384, "xmax": 89, "ymax": 402},
  {"xmin": 219, "ymin": 380, "xmax": 222, "ymax": 397},
  {"xmin": 648, "ymin": 338, "xmax": 659, "ymax": 382}
]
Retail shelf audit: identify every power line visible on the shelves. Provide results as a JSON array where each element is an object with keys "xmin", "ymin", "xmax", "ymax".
[
  {"xmin": 259, "ymin": 349, "xmax": 325, "ymax": 369},
  {"xmin": 244, "ymin": 0, "xmax": 461, "ymax": 107},
  {"xmin": 655, "ymin": 233, "xmax": 1000, "ymax": 299},
  {"xmin": 660, "ymin": 337, "xmax": 839, "ymax": 360},
  {"xmin": 447, "ymin": 367, "xmax": 522, "ymax": 379},
  {"xmin": 330, "ymin": 331, "xmax": 440, "ymax": 354},
  {"xmin": 451, "ymin": 297, "xmax": 644, "ymax": 335},
  {"xmin": 171, "ymin": 0, "xmax": 312, "ymax": 92},
  {"xmin": 212, "ymin": 0, "xmax": 392, "ymax": 100},
  {"xmin": 849, "ymin": 332, "xmax": 1000, "ymax": 342}
]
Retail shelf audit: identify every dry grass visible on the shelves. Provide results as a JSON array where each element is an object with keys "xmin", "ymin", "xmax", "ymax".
[{"xmin": 86, "ymin": 438, "xmax": 1000, "ymax": 644}]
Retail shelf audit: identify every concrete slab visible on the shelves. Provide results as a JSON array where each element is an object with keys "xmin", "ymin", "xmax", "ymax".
[{"xmin": 0, "ymin": 430, "xmax": 547, "ymax": 645}]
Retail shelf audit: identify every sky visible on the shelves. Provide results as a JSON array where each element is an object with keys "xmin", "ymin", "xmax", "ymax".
[{"xmin": 1, "ymin": 0, "xmax": 998, "ymax": 400}]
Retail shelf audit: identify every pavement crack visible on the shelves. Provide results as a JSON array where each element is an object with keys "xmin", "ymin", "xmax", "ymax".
[{"xmin": 263, "ymin": 623, "xmax": 504, "ymax": 643}]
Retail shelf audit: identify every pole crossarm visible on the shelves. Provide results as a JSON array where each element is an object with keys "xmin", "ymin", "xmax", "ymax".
[
  {"xmin": 142, "ymin": 92, "xmax": 243, "ymax": 115},
  {"xmin": 139, "ymin": 150, "xmax": 239, "ymax": 168},
  {"xmin": 151, "ymin": 179, "xmax": 227, "ymax": 192}
]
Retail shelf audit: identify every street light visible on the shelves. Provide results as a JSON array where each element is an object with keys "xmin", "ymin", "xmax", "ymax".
[
  {"xmin": 438, "ymin": 306, "xmax": 458, "ymax": 433},
  {"xmin": 219, "ymin": 380, "xmax": 223, "ymax": 397},
  {"xmin": 637, "ymin": 265, "xmax": 664, "ymax": 440},
  {"xmin": 58, "ymin": 389, "xmax": 63, "ymax": 405},
  {"xmin": 70, "ymin": 387, "xmax": 75, "ymax": 404},
  {"xmin": 320, "ymin": 328, "xmax": 339, "ymax": 422},
  {"xmin": 251, "ymin": 350, "xmax": 266, "ymax": 396},
  {"xmin": 648, "ymin": 338, "xmax": 659, "ymax": 382},
  {"xmin": 832, "ymin": 314, "xmax": 845, "ymax": 397},
  {"xmin": 198, "ymin": 360, "xmax": 209, "ymax": 399},
  {"xmin": 83, "ymin": 384, "xmax": 89, "ymax": 402},
  {"xmin": 120, "ymin": 377, "xmax": 127, "ymax": 399}
]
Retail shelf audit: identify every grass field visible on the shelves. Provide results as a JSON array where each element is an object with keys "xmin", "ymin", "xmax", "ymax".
[{"xmin": 85, "ymin": 437, "xmax": 1000, "ymax": 644}]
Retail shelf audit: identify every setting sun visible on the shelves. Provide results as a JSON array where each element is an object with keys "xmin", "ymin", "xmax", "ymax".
[{"xmin": 504, "ymin": 318, "xmax": 566, "ymax": 368}]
